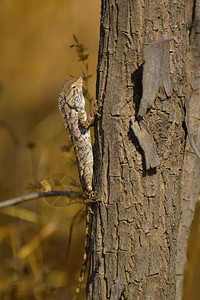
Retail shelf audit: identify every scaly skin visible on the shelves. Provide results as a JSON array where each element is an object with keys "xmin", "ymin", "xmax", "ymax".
[
  {"xmin": 58, "ymin": 76, "xmax": 93, "ymax": 193},
  {"xmin": 58, "ymin": 76, "xmax": 101, "ymax": 300}
]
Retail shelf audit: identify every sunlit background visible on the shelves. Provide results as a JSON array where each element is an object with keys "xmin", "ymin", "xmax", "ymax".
[
  {"xmin": 0, "ymin": 0, "xmax": 100, "ymax": 299},
  {"xmin": 0, "ymin": 1, "xmax": 200, "ymax": 299}
]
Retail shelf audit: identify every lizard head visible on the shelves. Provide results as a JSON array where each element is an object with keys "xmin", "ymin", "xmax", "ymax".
[{"xmin": 61, "ymin": 76, "xmax": 85, "ymax": 110}]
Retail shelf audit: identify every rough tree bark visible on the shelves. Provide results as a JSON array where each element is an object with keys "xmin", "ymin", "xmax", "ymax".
[
  {"xmin": 87, "ymin": 1, "xmax": 200, "ymax": 299},
  {"xmin": 176, "ymin": 1, "xmax": 200, "ymax": 299}
]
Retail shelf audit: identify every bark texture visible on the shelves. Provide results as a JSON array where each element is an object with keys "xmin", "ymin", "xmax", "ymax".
[
  {"xmin": 87, "ymin": 1, "xmax": 198, "ymax": 299},
  {"xmin": 176, "ymin": 1, "xmax": 200, "ymax": 299}
]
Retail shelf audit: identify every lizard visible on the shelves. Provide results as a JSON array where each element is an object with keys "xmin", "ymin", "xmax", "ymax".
[{"xmin": 58, "ymin": 76, "xmax": 101, "ymax": 299}]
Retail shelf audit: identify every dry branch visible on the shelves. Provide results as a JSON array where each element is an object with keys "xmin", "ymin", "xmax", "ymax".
[{"xmin": 0, "ymin": 190, "xmax": 82, "ymax": 209}]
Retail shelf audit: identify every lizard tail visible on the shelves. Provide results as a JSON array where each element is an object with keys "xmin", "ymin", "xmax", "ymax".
[{"xmin": 72, "ymin": 208, "xmax": 91, "ymax": 300}]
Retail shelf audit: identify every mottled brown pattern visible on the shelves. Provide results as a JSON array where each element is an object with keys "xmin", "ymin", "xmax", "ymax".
[
  {"xmin": 58, "ymin": 76, "xmax": 96, "ymax": 300},
  {"xmin": 58, "ymin": 76, "xmax": 93, "ymax": 193}
]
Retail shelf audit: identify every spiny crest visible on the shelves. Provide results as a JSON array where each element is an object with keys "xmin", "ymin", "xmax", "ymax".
[{"xmin": 58, "ymin": 91, "xmax": 66, "ymax": 119}]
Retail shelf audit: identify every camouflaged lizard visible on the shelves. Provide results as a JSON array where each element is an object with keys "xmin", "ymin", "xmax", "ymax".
[
  {"xmin": 58, "ymin": 76, "xmax": 100, "ymax": 194},
  {"xmin": 58, "ymin": 76, "xmax": 100, "ymax": 299}
]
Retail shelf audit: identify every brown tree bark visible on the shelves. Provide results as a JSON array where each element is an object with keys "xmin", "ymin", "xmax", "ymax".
[
  {"xmin": 87, "ymin": 1, "xmax": 200, "ymax": 299},
  {"xmin": 176, "ymin": 1, "xmax": 200, "ymax": 299}
]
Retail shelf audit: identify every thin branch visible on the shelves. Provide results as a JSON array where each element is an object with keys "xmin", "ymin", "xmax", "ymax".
[
  {"xmin": 0, "ymin": 190, "xmax": 83, "ymax": 209},
  {"xmin": 66, "ymin": 208, "xmax": 83, "ymax": 261}
]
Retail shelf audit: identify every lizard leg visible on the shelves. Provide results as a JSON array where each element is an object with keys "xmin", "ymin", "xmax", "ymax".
[
  {"xmin": 79, "ymin": 99, "xmax": 102, "ymax": 129},
  {"xmin": 83, "ymin": 190, "xmax": 101, "ymax": 203}
]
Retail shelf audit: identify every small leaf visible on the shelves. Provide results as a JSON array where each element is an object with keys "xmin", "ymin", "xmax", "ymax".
[
  {"xmin": 78, "ymin": 54, "xmax": 89, "ymax": 61},
  {"xmin": 73, "ymin": 34, "xmax": 79, "ymax": 44}
]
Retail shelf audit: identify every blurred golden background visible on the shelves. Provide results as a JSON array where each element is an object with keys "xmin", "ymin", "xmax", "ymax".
[{"xmin": 0, "ymin": 0, "xmax": 100, "ymax": 299}]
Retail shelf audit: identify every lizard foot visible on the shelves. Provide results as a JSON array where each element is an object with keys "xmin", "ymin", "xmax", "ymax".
[
  {"xmin": 83, "ymin": 190, "xmax": 101, "ymax": 203},
  {"xmin": 93, "ymin": 99, "xmax": 103, "ymax": 116}
]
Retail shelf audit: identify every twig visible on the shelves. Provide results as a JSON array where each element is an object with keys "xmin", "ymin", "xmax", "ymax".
[
  {"xmin": 0, "ymin": 190, "xmax": 83, "ymax": 209},
  {"xmin": 66, "ymin": 208, "xmax": 83, "ymax": 261}
]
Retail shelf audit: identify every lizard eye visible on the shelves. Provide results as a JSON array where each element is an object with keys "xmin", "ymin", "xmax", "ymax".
[{"xmin": 72, "ymin": 85, "xmax": 76, "ymax": 89}]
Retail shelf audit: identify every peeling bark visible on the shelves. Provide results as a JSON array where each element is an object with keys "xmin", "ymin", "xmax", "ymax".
[{"xmin": 138, "ymin": 40, "xmax": 173, "ymax": 117}]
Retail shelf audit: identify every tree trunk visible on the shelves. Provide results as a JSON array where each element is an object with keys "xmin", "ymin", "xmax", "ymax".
[
  {"xmin": 87, "ymin": 1, "xmax": 200, "ymax": 299},
  {"xmin": 176, "ymin": 1, "xmax": 200, "ymax": 299}
]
